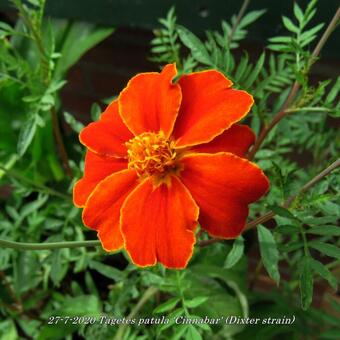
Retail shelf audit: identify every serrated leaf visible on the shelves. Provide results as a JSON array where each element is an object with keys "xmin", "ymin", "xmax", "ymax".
[
  {"xmin": 224, "ymin": 236, "xmax": 244, "ymax": 268},
  {"xmin": 153, "ymin": 297, "xmax": 180, "ymax": 314},
  {"xmin": 309, "ymin": 242, "xmax": 340, "ymax": 260},
  {"xmin": 310, "ymin": 258, "xmax": 337, "ymax": 290},
  {"xmin": 184, "ymin": 296, "xmax": 208, "ymax": 309},
  {"xmin": 177, "ymin": 26, "xmax": 211, "ymax": 65},
  {"xmin": 300, "ymin": 256, "xmax": 313, "ymax": 310},
  {"xmin": 17, "ymin": 116, "xmax": 37, "ymax": 156},
  {"xmin": 257, "ymin": 225, "xmax": 280, "ymax": 283}
]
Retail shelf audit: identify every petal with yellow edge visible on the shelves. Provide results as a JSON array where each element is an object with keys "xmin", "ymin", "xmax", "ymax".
[
  {"xmin": 191, "ymin": 124, "xmax": 255, "ymax": 157},
  {"xmin": 82, "ymin": 169, "xmax": 139, "ymax": 251},
  {"xmin": 173, "ymin": 70, "xmax": 254, "ymax": 147},
  {"xmin": 180, "ymin": 152, "xmax": 269, "ymax": 239},
  {"xmin": 73, "ymin": 151, "xmax": 127, "ymax": 207},
  {"xmin": 121, "ymin": 176, "xmax": 199, "ymax": 269},
  {"xmin": 118, "ymin": 63, "xmax": 182, "ymax": 138},
  {"xmin": 80, "ymin": 101, "xmax": 133, "ymax": 158}
]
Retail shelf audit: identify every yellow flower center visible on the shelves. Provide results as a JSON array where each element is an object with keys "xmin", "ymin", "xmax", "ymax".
[{"xmin": 126, "ymin": 131, "xmax": 177, "ymax": 177}]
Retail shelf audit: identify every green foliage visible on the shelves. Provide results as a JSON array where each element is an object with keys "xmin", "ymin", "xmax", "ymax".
[{"xmin": 1, "ymin": 0, "xmax": 339, "ymax": 339}]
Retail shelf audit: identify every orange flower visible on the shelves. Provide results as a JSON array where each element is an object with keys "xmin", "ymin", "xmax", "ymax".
[{"xmin": 73, "ymin": 64, "xmax": 269, "ymax": 269}]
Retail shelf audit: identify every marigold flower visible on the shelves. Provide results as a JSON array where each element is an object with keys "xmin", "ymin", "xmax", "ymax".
[{"xmin": 73, "ymin": 64, "xmax": 269, "ymax": 269}]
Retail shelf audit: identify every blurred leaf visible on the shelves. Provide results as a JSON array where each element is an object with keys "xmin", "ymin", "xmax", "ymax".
[
  {"xmin": 89, "ymin": 260, "xmax": 125, "ymax": 281},
  {"xmin": 310, "ymin": 259, "xmax": 337, "ymax": 290},
  {"xmin": 300, "ymin": 256, "xmax": 313, "ymax": 310},
  {"xmin": 63, "ymin": 111, "xmax": 84, "ymax": 133},
  {"xmin": 0, "ymin": 320, "xmax": 17, "ymax": 340},
  {"xmin": 309, "ymin": 242, "xmax": 340, "ymax": 260},
  {"xmin": 186, "ymin": 325, "xmax": 202, "ymax": 340},
  {"xmin": 153, "ymin": 297, "xmax": 180, "ymax": 314},
  {"xmin": 224, "ymin": 236, "xmax": 244, "ymax": 269},
  {"xmin": 185, "ymin": 296, "xmax": 208, "ymax": 309},
  {"xmin": 90, "ymin": 103, "xmax": 102, "ymax": 121},
  {"xmin": 306, "ymin": 226, "xmax": 340, "ymax": 236},
  {"xmin": 54, "ymin": 21, "xmax": 114, "ymax": 78},
  {"xmin": 257, "ymin": 225, "xmax": 280, "ymax": 283},
  {"xmin": 17, "ymin": 116, "xmax": 37, "ymax": 156}
]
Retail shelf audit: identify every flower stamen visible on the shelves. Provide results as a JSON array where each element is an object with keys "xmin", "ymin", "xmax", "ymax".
[{"xmin": 126, "ymin": 131, "xmax": 177, "ymax": 177}]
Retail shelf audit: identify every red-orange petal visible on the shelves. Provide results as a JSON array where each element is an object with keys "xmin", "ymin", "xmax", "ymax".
[
  {"xmin": 82, "ymin": 169, "xmax": 139, "ymax": 251},
  {"xmin": 121, "ymin": 176, "xmax": 199, "ymax": 269},
  {"xmin": 73, "ymin": 151, "xmax": 127, "ymax": 207},
  {"xmin": 79, "ymin": 100, "xmax": 133, "ymax": 158},
  {"xmin": 172, "ymin": 70, "xmax": 254, "ymax": 147},
  {"xmin": 180, "ymin": 153, "xmax": 269, "ymax": 239},
  {"xmin": 118, "ymin": 63, "xmax": 182, "ymax": 138},
  {"xmin": 190, "ymin": 124, "xmax": 255, "ymax": 157}
]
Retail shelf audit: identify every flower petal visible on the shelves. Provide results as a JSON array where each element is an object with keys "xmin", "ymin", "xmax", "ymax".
[
  {"xmin": 118, "ymin": 63, "xmax": 182, "ymax": 138},
  {"xmin": 73, "ymin": 151, "xmax": 127, "ymax": 207},
  {"xmin": 121, "ymin": 176, "xmax": 199, "ymax": 268},
  {"xmin": 172, "ymin": 70, "xmax": 254, "ymax": 147},
  {"xmin": 82, "ymin": 169, "xmax": 139, "ymax": 251},
  {"xmin": 79, "ymin": 100, "xmax": 133, "ymax": 158},
  {"xmin": 180, "ymin": 153, "xmax": 269, "ymax": 239},
  {"xmin": 190, "ymin": 124, "xmax": 255, "ymax": 157}
]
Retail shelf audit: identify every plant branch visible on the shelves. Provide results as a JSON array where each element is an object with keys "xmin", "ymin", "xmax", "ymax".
[
  {"xmin": 0, "ymin": 160, "xmax": 338, "ymax": 251},
  {"xmin": 51, "ymin": 108, "xmax": 73, "ymax": 178},
  {"xmin": 228, "ymin": 0, "xmax": 251, "ymax": 42},
  {"xmin": 247, "ymin": 7, "xmax": 340, "ymax": 160},
  {"xmin": 113, "ymin": 286, "xmax": 158, "ymax": 340},
  {"xmin": 198, "ymin": 159, "xmax": 340, "ymax": 247},
  {"xmin": 0, "ymin": 165, "xmax": 71, "ymax": 201},
  {"xmin": 0, "ymin": 239, "xmax": 100, "ymax": 250}
]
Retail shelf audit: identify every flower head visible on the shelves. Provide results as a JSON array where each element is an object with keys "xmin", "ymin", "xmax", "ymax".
[{"xmin": 73, "ymin": 64, "xmax": 269, "ymax": 269}]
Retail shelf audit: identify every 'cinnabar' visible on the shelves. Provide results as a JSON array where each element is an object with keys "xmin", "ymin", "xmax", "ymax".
[{"xmin": 73, "ymin": 64, "xmax": 269, "ymax": 269}]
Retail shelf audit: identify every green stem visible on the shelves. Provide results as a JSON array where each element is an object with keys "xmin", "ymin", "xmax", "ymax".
[
  {"xmin": 0, "ymin": 239, "xmax": 100, "ymax": 250},
  {"xmin": 113, "ymin": 286, "xmax": 158, "ymax": 340},
  {"xmin": 176, "ymin": 271, "xmax": 189, "ymax": 316},
  {"xmin": 0, "ymin": 165, "xmax": 71, "ymax": 201}
]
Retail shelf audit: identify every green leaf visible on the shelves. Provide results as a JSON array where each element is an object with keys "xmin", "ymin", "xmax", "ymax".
[
  {"xmin": 238, "ymin": 10, "xmax": 266, "ymax": 29},
  {"xmin": 244, "ymin": 52, "xmax": 265, "ymax": 88},
  {"xmin": 276, "ymin": 224, "xmax": 300, "ymax": 234},
  {"xmin": 184, "ymin": 296, "xmax": 208, "ymax": 309},
  {"xmin": 310, "ymin": 258, "xmax": 337, "ymax": 290},
  {"xmin": 153, "ymin": 297, "xmax": 180, "ymax": 314},
  {"xmin": 54, "ymin": 21, "xmax": 114, "ymax": 78},
  {"xmin": 89, "ymin": 260, "xmax": 125, "ymax": 281},
  {"xmin": 0, "ymin": 320, "xmax": 17, "ymax": 340},
  {"xmin": 309, "ymin": 242, "xmax": 340, "ymax": 260},
  {"xmin": 282, "ymin": 16, "xmax": 299, "ymax": 33},
  {"xmin": 257, "ymin": 225, "xmax": 280, "ymax": 283},
  {"xmin": 269, "ymin": 205, "xmax": 296, "ymax": 220},
  {"xmin": 186, "ymin": 325, "xmax": 202, "ymax": 340},
  {"xmin": 50, "ymin": 249, "xmax": 68, "ymax": 285},
  {"xmin": 224, "ymin": 236, "xmax": 244, "ymax": 269},
  {"xmin": 300, "ymin": 256, "xmax": 313, "ymax": 310},
  {"xmin": 306, "ymin": 226, "xmax": 340, "ymax": 236},
  {"xmin": 90, "ymin": 103, "xmax": 102, "ymax": 121},
  {"xmin": 63, "ymin": 111, "xmax": 84, "ymax": 133},
  {"xmin": 177, "ymin": 26, "xmax": 211, "ymax": 65},
  {"xmin": 17, "ymin": 116, "xmax": 37, "ymax": 156},
  {"xmin": 293, "ymin": 2, "xmax": 304, "ymax": 24}
]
